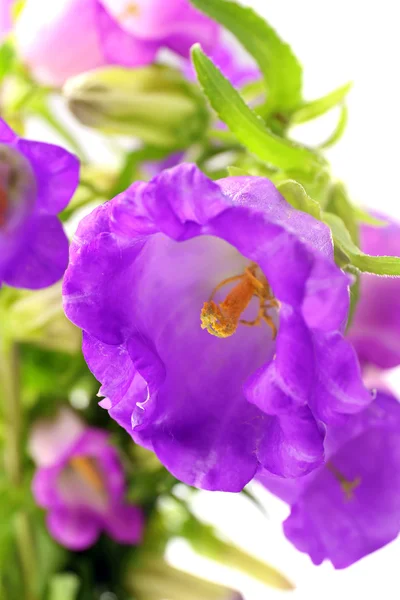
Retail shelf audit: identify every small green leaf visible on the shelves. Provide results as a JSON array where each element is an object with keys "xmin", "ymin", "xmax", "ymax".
[
  {"xmin": 326, "ymin": 182, "xmax": 359, "ymax": 244},
  {"xmin": 318, "ymin": 105, "xmax": 348, "ymax": 149},
  {"xmin": 48, "ymin": 574, "xmax": 80, "ymax": 600},
  {"xmin": 323, "ymin": 212, "xmax": 400, "ymax": 275},
  {"xmin": 190, "ymin": 0, "xmax": 302, "ymax": 114},
  {"xmin": 291, "ymin": 82, "xmax": 352, "ymax": 125},
  {"xmin": 191, "ymin": 45, "xmax": 323, "ymax": 174},
  {"xmin": 277, "ymin": 180, "xmax": 321, "ymax": 220}
]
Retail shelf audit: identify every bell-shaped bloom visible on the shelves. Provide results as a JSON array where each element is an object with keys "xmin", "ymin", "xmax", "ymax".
[
  {"xmin": 15, "ymin": 0, "xmax": 220, "ymax": 86},
  {"xmin": 29, "ymin": 408, "xmax": 144, "ymax": 551},
  {"xmin": 347, "ymin": 216, "xmax": 400, "ymax": 369},
  {"xmin": 63, "ymin": 164, "xmax": 371, "ymax": 492},
  {"xmin": 259, "ymin": 391, "xmax": 400, "ymax": 568},
  {"xmin": 0, "ymin": 118, "xmax": 78, "ymax": 289}
]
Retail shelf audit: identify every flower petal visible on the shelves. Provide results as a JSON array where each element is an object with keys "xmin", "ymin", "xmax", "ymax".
[
  {"xmin": 3, "ymin": 214, "xmax": 69, "ymax": 289},
  {"xmin": 47, "ymin": 507, "xmax": 101, "ymax": 550},
  {"xmin": 16, "ymin": 138, "xmax": 79, "ymax": 214}
]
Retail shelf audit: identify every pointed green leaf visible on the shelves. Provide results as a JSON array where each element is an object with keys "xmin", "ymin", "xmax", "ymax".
[
  {"xmin": 323, "ymin": 212, "xmax": 400, "ymax": 275},
  {"xmin": 191, "ymin": 45, "xmax": 323, "ymax": 174},
  {"xmin": 291, "ymin": 82, "xmax": 352, "ymax": 125},
  {"xmin": 319, "ymin": 105, "xmax": 348, "ymax": 149},
  {"xmin": 277, "ymin": 180, "xmax": 322, "ymax": 219},
  {"xmin": 190, "ymin": 0, "xmax": 302, "ymax": 114}
]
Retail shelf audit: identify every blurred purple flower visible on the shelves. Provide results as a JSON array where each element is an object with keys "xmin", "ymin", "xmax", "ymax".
[
  {"xmin": 63, "ymin": 164, "xmax": 371, "ymax": 492},
  {"xmin": 30, "ymin": 408, "xmax": 144, "ymax": 551},
  {"xmin": 0, "ymin": 119, "xmax": 78, "ymax": 289},
  {"xmin": 259, "ymin": 390, "xmax": 400, "ymax": 568},
  {"xmin": 347, "ymin": 216, "xmax": 400, "ymax": 369},
  {"xmin": 15, "ymin": 0, "xmax": 220, "ymax": 86}
]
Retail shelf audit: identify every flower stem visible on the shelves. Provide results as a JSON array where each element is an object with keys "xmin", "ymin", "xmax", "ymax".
[{"xmin": 0, "ymin": 339, "xmax": 38, "ymax": 600}]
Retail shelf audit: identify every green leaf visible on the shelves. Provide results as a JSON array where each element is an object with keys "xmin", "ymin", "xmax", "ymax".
[
  {"xmin": 277, "ymin": 180, "xmax": 321, "ymax": 220},
  {"xmin": 190, "ymin": 0, "xmax": 302, "ymax": 114},
  {"xmin": 326, "ymin": 182, "xmax": 359, "ymax": 244},
  {"xmin": 191, "ymin": 45, "xmax": 323, "ymax": 174},
  {"xmin": 323, "ymin": 212, "xmax": 400, "ymax": 275},
  {"xmin": 48, "ymin": 574, "xmax": 80, "ymax": 600},
  {"xmin": 291, "ymin": 82, "xmax": 352, "ymax": 124},
  {"xmin": 347, "ymin": 266, "xmax": 360, "ymax": 330},
  {"xmin": 181, "ymin": 517, "xmax": 293, "ymax": 590},
  {"xmin": 0, "ymin": 42, "xmax": 15, "ymax": 83},
  {"xmin": 318, "ymin": 105, "xmax": 348, "ymax": 150}
]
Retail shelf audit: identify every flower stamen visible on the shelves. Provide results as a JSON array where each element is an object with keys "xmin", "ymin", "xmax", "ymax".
[
  {"xmin": 200, "ymin": 263, "xmax": 278, "ymax": 338},
  {"xmin": 118, "ymin": 2, "xmax": 140, "ymax": 21},
  {"xmin": 69, "ymin": 455, "xmax": 105, "ymax": 493},
  {"xmin": 327, "ymin": 461, "xmax": 361, "ymax": 501}
]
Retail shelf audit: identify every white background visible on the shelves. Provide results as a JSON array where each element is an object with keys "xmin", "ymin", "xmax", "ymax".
[{"xmin": 167, "ymin": 1, "xmax": 400, "ymax": 598}]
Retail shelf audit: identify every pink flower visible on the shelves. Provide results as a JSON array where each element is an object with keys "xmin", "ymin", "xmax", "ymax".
[
  {"xmin": 15, "ymin": 0, "xmax": 220, "ymax": 86},
  {"xmin": 0, "ymin": 0, "xmax": 14, "ymax": 41},
  {"xmin": 29, "ymin": 408, "xmax": 144, "ymax": 550}
]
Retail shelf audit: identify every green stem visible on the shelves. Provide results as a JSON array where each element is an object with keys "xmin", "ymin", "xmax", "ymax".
[
  {"xmin": 0, "ymin": 339, "xmax": 38, "ymax": 600},
  {"xmin": 37, "ymin": 102, "xmax": 88, "ymax": 161}
]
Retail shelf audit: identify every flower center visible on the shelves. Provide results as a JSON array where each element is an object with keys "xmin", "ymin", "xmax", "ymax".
[
  {"xmin": 200, "ymin": 263, "xmax": 279, "ymax": 339},
  {"xmin": 0, "ymin": 144, "xmax": 36, "ymax": 230},
  {"xmin": 327, "ymin": 461, "xmax": 361, "ymax": 501},
  {"xmin": 118, "ymin": 2, "xmax": 140, "ymax": 21},
  {"xmin": 69, "ymin": 455, "xmax": 105, "ymax": 493},
  {"xmin": 0, "ymin": 185, "xmax": 8, "ymax": 227}
]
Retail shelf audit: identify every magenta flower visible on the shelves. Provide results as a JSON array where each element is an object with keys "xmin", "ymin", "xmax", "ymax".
[
  {"xmin": 15, "ymin": 0, "xmax": 220, "ymax": 86},
  {"xmin": 29, "ymin": 408, "xmax": 144, "ymax": 551},
  {"xmin": 259, "ymin": 390, "xmax": 400, "ymax": 568},
  {"xmin": 63, "ymin": 164, "xmax": 371, "ymax": 492},
  {"xmin": 0, "ymin": 119, "xmax": 78, "ymax": 289},
  {"xmin": 347, "ymin": 216, "xmax": 400, "ymax": 369}
]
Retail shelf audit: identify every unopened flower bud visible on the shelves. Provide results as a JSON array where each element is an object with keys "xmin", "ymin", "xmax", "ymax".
[
  {"xmin": 63, "ymin": 65, "xmax": 209, "ymax": 149},
  {"xmin": 126, "ymin": 555, "xmax": 244, "ymax": 600}
]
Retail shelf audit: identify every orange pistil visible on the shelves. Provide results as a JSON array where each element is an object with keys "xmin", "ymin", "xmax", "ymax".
[
  {"xmin": 0, "ymin": 186, "xmax": 8, "ymax": 227},
  {"xmin": 326, "ymin": 462, "xmax": 361, "ymax": 501},
  {"xmin": 69, "ymin": 455, "xmax": 105, "ymax": 493},
  {"xmin": 200, "ymin": 263, "xmax": 279, "ymax": 339}
]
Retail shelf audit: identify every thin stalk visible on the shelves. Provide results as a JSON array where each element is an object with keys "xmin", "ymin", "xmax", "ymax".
[{"xmin": 0, "ymin": 339, "xmax": 38, "ymax": 600}]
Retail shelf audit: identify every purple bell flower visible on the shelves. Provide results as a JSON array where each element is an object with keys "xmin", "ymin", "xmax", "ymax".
[
  {"xmin": 259, "ymin": 390, "xmax": 400, "ymax": 568},
  {"xmin": 0, "ymin": 118, "xmax": 78, "ymax": 289},
  {"xmin": 347, "ymin": 215, "xmax": 400, "ymax": 369},
  {"xmin": 63, "ymin": 164, "xmax": 371, "ymax": 492},
  {"xmin": 29, "ymin": 408, "xmax": 144, "ymax": 551}
]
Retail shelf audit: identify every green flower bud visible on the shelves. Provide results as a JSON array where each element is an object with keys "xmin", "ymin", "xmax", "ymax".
[
  {"xmin": 63, "ymin": 65, "xmax": 209, "ymax": 150},
  {"xmin": 126, "ymin": 555, "xmax": 244, "ymax": 600}
]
